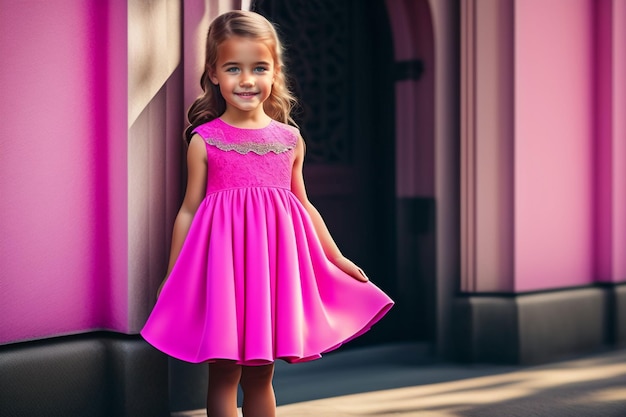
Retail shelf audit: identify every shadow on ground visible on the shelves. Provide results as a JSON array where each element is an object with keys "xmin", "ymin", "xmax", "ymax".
[
  {"xmin": 174, "ymin": 343, "xmax": 626, "ymax": 417},
  {"xmin": 274, "ymin": 343, "xmax": 626, "ymax": 417}
]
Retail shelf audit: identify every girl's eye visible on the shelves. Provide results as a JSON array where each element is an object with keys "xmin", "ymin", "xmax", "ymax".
[
  {"xmin": 226, "ymin": 67, "xmax": 240, "ymax": 73},
  {"xmin": 254, "ymin": 67, "xmax": 268, "ymax": 73}
]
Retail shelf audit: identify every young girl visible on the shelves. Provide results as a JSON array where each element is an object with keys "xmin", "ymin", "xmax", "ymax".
[{"xmin": 141, "ymin": 10, "xmax": 393, "ymax": 417}]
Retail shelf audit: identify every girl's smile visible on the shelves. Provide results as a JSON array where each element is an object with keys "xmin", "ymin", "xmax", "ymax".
[
  {"xmin": 210, "ymin": 36, "xmax": 276, "ymax": 120},
  {"xmin": 235, "ymin": 91, "xmax": 260, "ymax": 97}
]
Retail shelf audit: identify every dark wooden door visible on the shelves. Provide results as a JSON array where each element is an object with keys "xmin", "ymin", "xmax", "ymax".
[{"xmin": 252, "ymin": 0, "xmax": 403, "ymax": 345}]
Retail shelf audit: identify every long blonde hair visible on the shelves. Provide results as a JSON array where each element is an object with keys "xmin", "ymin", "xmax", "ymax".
[{"xmin": 185, "ymin": 10, "xmax": 298, "ymax": 143}]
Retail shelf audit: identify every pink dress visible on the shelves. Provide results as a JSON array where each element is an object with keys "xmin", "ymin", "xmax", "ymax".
[{"xmin": 141, "ymin": 118, "xmax": 393, "ymax": 365}]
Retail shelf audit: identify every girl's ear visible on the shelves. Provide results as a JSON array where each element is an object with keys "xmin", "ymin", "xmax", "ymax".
[
  {"xmin": 208, "ymin": 68, "xmax": 219, "ymax": 85},
  {"xmin": 273, "ymin": 66, "xmax": 281, "ymax": 84}
]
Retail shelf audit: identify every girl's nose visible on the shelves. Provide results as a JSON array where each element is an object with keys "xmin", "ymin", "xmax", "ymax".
[{"xmin": 240, "ymin": 75, "xmax": 254, "ymax": 87}]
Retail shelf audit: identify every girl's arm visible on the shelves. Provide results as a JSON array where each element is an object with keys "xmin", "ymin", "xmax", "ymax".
[
  {"xmin": 158, "ymin": 135, "xmax": 208, "ymax": 296},
  {"xmin": 291, "ymin": 136, "xmax": 368, "ymax": 282}
]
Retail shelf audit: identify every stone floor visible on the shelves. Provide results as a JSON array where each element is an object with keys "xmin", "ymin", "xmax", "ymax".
[{"xmin": 173, "ymin": 344, "xmax": 626, "ymax": 417}]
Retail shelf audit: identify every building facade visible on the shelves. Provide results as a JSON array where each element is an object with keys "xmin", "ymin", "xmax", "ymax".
[{"xmin": 1, "ymin": 0, "xmax": 624, "ymax": 415}]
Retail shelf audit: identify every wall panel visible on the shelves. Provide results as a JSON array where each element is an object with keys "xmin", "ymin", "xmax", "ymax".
[{"xmin": 0, "ymin": 0, "xmax": 128, "ymax": 344}]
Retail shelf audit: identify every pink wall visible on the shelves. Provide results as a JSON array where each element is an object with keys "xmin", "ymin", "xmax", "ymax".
[
  {"xmin": 613, "ymin": 0, "xmax": 626, "ymax": 283},
  {"xmin": 461, "ymin": 0, "xmax": 625, "ymax": 292},
  {"xmin": 0, "ymin": 1, "xmax": 128, "ymax": 344},
  {"xmin": 514, "ymin": 0, "xmax": 595, "ymax": 291}
]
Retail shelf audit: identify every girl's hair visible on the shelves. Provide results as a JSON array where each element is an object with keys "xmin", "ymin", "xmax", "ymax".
[{"xmin": 185, "ymin": 10, "xmax": 298, "ymax": 143}]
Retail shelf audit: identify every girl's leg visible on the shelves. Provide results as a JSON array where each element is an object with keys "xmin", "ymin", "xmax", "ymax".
[
  {"xmin": 239, "ymin": 363, "xmax": 276, "ymax": 417},
  {"xmin": 207, "ymin": 361, "xmax": 242, "ymax": 417}
]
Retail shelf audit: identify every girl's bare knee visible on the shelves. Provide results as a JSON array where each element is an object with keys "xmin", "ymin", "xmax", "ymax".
[
  {"xmin": 209, "ymin": 360, "xmax": 242, "ymax": 385},
  {"xmin": 240, "ymin": 364, "xmax": 275, "ymax": 391}
]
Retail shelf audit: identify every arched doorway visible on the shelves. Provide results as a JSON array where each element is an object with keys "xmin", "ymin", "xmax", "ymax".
[{"xmin": 251, "ymin": 0, "xmax": 438, "ymax": 347}]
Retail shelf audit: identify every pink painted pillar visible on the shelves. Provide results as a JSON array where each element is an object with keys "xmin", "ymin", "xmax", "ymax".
[
  {"xmin": 513, "ymin": 0, "xmax": 595, "ymax": 292},
  {"xmin": 461, "ymin": 0, "xmax": 625, "ymax": 293},
  {"xmin": 595, "ymin": 0, "xmax": 626, "ymax": 283},
  {"xmin": 0, "ymin": 1, "xmax": 128, "ymax": 344},
  {"xmin": 613, "ymin": 0, "xmax": 626, "ymax": 283},
  {"xmin": 460, "ymin": 0, "xmax": 515, "ymax": 292}
]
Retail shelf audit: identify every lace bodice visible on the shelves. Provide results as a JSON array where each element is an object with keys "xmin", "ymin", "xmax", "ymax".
[{"xmin": 193, "ymin": 119, "xmax": 299, "ymax": 195}]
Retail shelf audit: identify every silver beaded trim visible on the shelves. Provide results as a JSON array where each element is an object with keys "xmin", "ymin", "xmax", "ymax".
[{"xmin": 204, "ymin": 136, "xmax": 294, "ymax": 155}]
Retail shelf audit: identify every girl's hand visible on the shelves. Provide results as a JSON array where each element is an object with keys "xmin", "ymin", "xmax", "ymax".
[{"xmin": 332, "ymin": 256, "xmax": 369, "ymax": 282}]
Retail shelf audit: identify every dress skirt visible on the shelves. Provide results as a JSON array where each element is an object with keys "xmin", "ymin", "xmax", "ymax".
[{"xmin": 141, "ymin": 186, "xmax": 394, "ymax": 365}]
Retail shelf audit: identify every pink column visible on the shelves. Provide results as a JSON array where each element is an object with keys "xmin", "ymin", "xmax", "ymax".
[
  {"xmin": 514, "ymin": 0, "xmax": 595, "ymax": 292},
  {"xmin": 0, "ymin": 1, "xmax": 128, "ymax": 344},
  {"xmin": 460, "ymin": 0, "xmax": 515, "ymax": 292},
  {"xmin": 596, "ymin": 0, "xmax": 626, "ymax": 283},
  {"xmin": 614, "ymin": 0, "xmax": 626, "ymax": 283},
  {"xmin": 461, "ymin": 0, "xmax": 618, "ymax": 292}
]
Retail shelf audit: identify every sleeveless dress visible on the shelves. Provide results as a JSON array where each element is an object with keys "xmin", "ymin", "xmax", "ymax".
[{"xmin": 141, "ymin": 118, "xmax": 394, "ymax": 366}]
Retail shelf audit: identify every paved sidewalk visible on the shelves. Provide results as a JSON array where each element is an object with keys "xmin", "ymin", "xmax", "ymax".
[
  {"xmin": 277, "ymin": 349, "xmax": 626, "ymax": 416},
  {"xmin": 176, "ymin": 343, "xmax": 626, "ymax": 417}
]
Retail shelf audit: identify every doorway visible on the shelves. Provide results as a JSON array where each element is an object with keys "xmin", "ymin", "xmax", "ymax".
[{"xmin": 252, "ymin": 0, "xmax": 437, "ymax": 346}]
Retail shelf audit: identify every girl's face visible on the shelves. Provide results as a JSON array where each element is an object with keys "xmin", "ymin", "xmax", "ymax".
[{"xmin": 210, "ymin": 36, "xmax": 276, "ymax": 119}]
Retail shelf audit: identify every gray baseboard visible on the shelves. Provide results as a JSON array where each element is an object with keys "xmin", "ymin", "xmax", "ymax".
[
  {"xmin": 169, "ymin": 357, "xmax": 208, "ymax": 412},
  {"xmin": 608, "ymin": 283, "xmax": 626, "ymax": 346},
  {"xmin": 0, "ymin": 332, "xmax": 169, "ymax": 417},
  {"xmin": 451, "ymin": 284, "xmax": 625, "ymax": 364}
]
